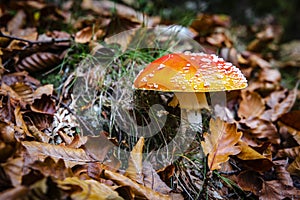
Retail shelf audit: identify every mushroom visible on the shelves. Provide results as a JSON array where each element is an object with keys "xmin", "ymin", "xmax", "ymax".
[{"xmin": 133, "ymin": 52, "xmax": 247, "ymax": 133}]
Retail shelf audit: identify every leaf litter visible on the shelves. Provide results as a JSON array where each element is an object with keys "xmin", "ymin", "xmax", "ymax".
[{"xmin": 0, "ymin": 0, "xmax": 300, "ymax": 199}]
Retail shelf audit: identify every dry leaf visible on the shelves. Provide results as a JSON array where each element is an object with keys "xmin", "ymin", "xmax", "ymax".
[
  {"xmin": 275, "ymin": 146, "xmax": 300, "ymax": 159},
  {"xmin": 157, "ymin": 165, "xmax": 175, "ymax": 186},
  {"xmin": 273, "ymin": 160, "xmax": 293, "ymax": 187},
  {"xmin": 287, "ymin": 154, "xmax": 300, "ymax": 176},
  {"xmin": 75, "ymin": 26, "xmax": 94, "ymax": 43},
  {"xmin": 10, "ymin": 82, "xmax": 34, "ymax": 106},
  {"xmin": 84, "ymin": 134, "xmax": 114, "ymax": 164},
  {"xmin": 201, "ymin": 118, "xmax": 242, "ymax": 170},
  {"xmin": 7, "ymin": 10, "xmax": 26, "ymax": 34},
  {"xmin": 21, "ymin": 141, "xmax": 95, "ymax": 167},
  {"xmin": 190, "ymin": 13, "xmax": 230, "ymax": 35},
  {"xmin": 28, "ymin": 125, "xmax": 50, "ymax": 142},
  {"xmin": 142, "ymin": 161, "xmax": 172, "ymax": 195},
  {"xmin": 125, "ymin": 137, "xmax": 144, "ymax": 184},
  {"xmin": 0, "ymin": 186, "xmax": 29, "ymax": 200},
  {"xmin": 240, "ymin": 117, "xmax": 279, "ymax": 145},
  {"xmin": 259, "ymin": 180, "xmax": 300, "ymax": 200},
  {"xmin": 259, "ymin": 68, "xmax": 281, "ymax": 84},
  {"xmin": 104, "ymin": 170, "xmax": 171, "ymax": 200},
  {"xmin": 238, "ymin": 90, "xmax": 265, "ymax": 119},
  {"xmin": 33, "ymin": 84, "xmax": 53, "ymax": 99},
  {"xmin": 57, "ymin": 177, "xmax": 123, "ymax": 200},
  {"xmin": 261, "ymin": 83, "xmax": 298, "ymax": 121},
  {"xmin": 1, "ymin": 157, "xmax": 24, "ymax": 187},
  {"xmin": 24, "ymin": 112, "xmax": 53, "ymax": 131},
  {"xmin": 30, "ymin": 94, "xmax": 56, "ymax": 115},
  {"xmin": 278, "ymin": 110, "xmax": 300, "ymax": 144},
  {"xmin": 16, "ymin": 52, "xmax": 61, "ymax": 73},
  {"xmin": 236, "ymin": 170, "xmax": 263, "ymax": 195},
  {"xmin": 14, "ymin": 106, "xmax": 31, "ymax": 137},
  {"xmin": 29, "ymin": 157, "xmax": 72, "ymax": 180},
  {"xmin": 236, "ymin": 140, "xmax": 274, "ymax": 172}
]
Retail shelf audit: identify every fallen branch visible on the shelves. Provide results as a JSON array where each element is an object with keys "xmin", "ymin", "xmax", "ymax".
[{"xmin": 0, "ymin": 31, "xmax": 71, "ymax": 46}]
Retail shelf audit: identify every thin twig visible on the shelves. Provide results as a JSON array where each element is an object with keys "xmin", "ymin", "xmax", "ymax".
[{"xmin": 0, "ymin": 31, "xmax": 71, "ymax": 46}]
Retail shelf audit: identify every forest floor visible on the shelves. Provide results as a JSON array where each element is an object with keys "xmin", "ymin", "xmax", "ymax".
[{"xmin": 0, "ymin": 0, "xmax": 300, "ymax": 199}]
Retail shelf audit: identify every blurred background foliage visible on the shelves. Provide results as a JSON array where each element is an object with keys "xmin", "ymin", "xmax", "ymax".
[{"xmin": 117, "ymin": 0, "xmax": 300, "ymax": 42}]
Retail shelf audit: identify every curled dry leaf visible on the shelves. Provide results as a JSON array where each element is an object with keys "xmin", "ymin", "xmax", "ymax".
[
  {"xmin": 32, "ymin": 84, "xmax": 53, "ymax": 99},
  {"xmin": 201, "ymin": 118, "xmax": 242, "ymax": 170},
  {"xmin": 24, "ymin": 112, "xmax": 53, "ymax": 131},
  {"xmin": 238, "ymin": 90, "xmax": 265, "ymax": 119},
  {"xmin": 14, "ymin": 106, "xmax": 30, "ymax": 138},
  {"xmin": 30, "ymin": 94, "xmax": 56, "ymax": 115},
  {"xmin": 8, "ymin": 82, "xmax": 35, "ymax": 106},
  {"xmin": 236, "ymin": 140, "xmax": 274, "ymax": 172},
  {"xmin": 75, "ymin": 26, "xmax": 93, "ymax": 44},
  {"xmin": 104, "ymin": 170, "xmax": 172, "ymax": 200},
  {"xmin": 57, "ymin": 177, "xmax": 123, "ymax": 200},
  {"xmin": 261, "ymin": 83, "xmax": 298, "ymax": 121},
  {"xmin": 21, "ymin": 141, "xmax": 95, "ymax": 167},
  {"xmin": 240, "ymin": 117, "xmax": 279, "ymax": 145},
  {"xmin": 259, "ymin": 68, "xmax": 281, "ymax": 84},
  {"xmin": 28, "ymin": 125, "xmax": 50, "ymax": 143},
  {"xmin": 248, "ymin": 54, "xmax": 271, "ymax": 69},
  {"xmin": 0, "ymin": 122, "xmax": 17, "ymax": 163},
  {"xmin": 16, "ymin": 52, "xmax": 61, "ymax": 73}
]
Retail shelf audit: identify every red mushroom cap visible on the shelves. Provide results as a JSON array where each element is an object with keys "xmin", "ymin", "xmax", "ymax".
[{"xmin": 134, "ymin": 52, "xmax": 247, "ymax": 92}]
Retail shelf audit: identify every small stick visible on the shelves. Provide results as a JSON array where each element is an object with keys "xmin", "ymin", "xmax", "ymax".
[{"xmin": 0, "ymin": 31, "xmax": 71, "ymax": 46}]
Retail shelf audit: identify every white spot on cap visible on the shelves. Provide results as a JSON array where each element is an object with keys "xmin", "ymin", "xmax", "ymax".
[
  {"xmin": 216, "ymin": 74, "xmax": 224, "ymax": 79},
  {"xmin": 204, "ymin": 81, "xmax": 210, "ymax": 87},
  {"xmin": 141, "ymin": 77, "xmax": 147, "ymax": 82},
  {"xmin": 148, "ymin": 73, "xmax": 154, "ymax": 78},
  {"xmin": 158, "ymin": 64, "xmax": 165, "ymax": 70}
]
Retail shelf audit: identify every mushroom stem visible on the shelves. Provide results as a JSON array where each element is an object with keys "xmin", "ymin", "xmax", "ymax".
[{"xmin": 173, "ymin": 92, "xmax": 209, "ymax": 133}]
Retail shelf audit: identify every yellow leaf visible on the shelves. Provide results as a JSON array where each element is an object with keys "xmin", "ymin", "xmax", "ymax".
[
  {"xmin": 201, "ymin": 118, "xmax": 242, "ymax": 170},
  {"xmin": 236, "ymin": 140, "xmax": 274, "ymax": 172},
  {"xmin": 287, "ymin": 154, "xmax": 300, "ymax": 176},
  {"xmin": 57, "ymin": 177, "xmax": 123, "ymax": 200},
  {"xmin": 104, "ymin": 170, "xmax": 171, "ymax": 200}
]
